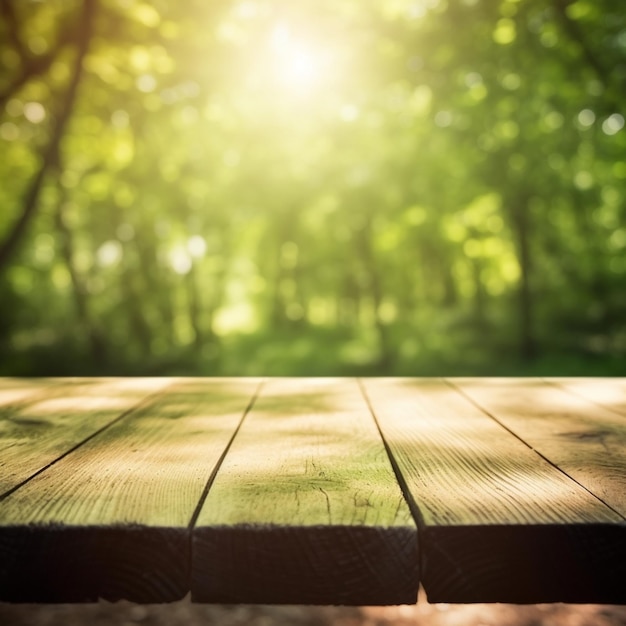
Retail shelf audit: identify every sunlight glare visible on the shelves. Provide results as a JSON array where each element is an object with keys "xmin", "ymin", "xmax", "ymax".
[{"xmin": 268, "ymin": 22, "xmax": 327, "ymax": 94}]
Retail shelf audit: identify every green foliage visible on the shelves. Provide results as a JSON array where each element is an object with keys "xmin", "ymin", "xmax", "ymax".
[{"xmin": 1, "ymin": 0, "xmax": 625, "ymax": 375}]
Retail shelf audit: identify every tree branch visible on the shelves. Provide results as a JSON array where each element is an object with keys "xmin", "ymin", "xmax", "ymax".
[
  {"xmin": 0, "ymin": 0, "xmax": 98, "ymax": 274},
  {"xmin": 0, "ymin": 16, "xmax": 76, "ymax": 111},
  {"xmin": 53, "ymin": 166, "xmax": 107, "ymax": 364},
  {"xmin": 0, "ymin": 0, "xmax": 28, "ymax": 62}
]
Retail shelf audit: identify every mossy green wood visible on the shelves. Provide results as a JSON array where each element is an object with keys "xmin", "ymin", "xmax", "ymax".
[
  {"xmin": 451, "ymin": 378, "xmax": 626, "ymax": 515},
  {"xmin": 0, "ymin": 378, "xmax": 170, "ymax": 496},
  {"xmin": 363, "ymin": 378, "xmax": 626, "ymax": 604},
  {"xmin": 544, "ymin": 377, "xmax": 626, "ymax": 419},
  {"xmin": 192, "ymin": 377, "xmax": 418, "ymax": 605},
  {"xmin": 0, "ymin": 378, "xmax": 260, "ymax": 603}
]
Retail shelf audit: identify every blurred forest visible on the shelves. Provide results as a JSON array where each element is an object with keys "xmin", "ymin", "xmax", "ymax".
[{"xmin": 0, "ymin": 0, "xmax": 625, "ymax": 376}]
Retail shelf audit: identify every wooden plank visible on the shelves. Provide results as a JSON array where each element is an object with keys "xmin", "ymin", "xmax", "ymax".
[
  {"xmin": 0, "ymin": 378, "xmax": 101, "ymax": 416},
  {"xmin": 545, "ymin": 377, "xmax": 626, "ymax": 418},
  {"xmin": 0, "ymin": 378, "xmax": 59, "ymax": 408},
  {"xmin": 0, "ymin": 378, "xmax": 260, "ymax": 603},
  {"xmin": 451, "ymin": 378, "xmax": 626, "ymax": 516},
  {"xmin": 363, "ymin": 378, "xmax": 626, "ymax": 604},
  {"xmin": 0, "ymin": 378, "xmax": 170, "ymax": 496},
  {"xmin": 192, "ymin": 378, "xmax": 418, "ymax": 605}
]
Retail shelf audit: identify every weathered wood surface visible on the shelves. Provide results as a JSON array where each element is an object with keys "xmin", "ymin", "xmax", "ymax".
[
  {"xmin": 451, "ymin": 378, "xmax": 626, "ymax": 516},
  {"xmin": 192, "ymin": 378, "xmax": 418, "ymax": 605},
  {"xmin": 545, "ymin": 377, "xmax": 626, "ymax": 418},
  {"xmin": 0, "ymin": 378, "xmax": 260, "ymax": 602},
  {"xmin": 0, "ymin": 377, "xmax": 624, "ymax": 605},
  {"xmin": 0, "ymin": 378, "xmax": 58, "ymax": 407},
  {"xmin": 362, "ymin": 378, "xmax": 626, "ymax": 603},
  {"xmin": 0, "ymin": 378, "xmax": 169, "ymax": 496}
]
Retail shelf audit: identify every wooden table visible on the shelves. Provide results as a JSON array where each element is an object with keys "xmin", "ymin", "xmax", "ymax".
[{"xmin": 0, "ymin": 377, "xmax": 624, "ymax": 605}]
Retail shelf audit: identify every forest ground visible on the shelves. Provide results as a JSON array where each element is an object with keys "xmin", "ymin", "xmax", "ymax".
[{"xmin": 2, "ymin": 592, "xmax": 626, "ymax": 626}]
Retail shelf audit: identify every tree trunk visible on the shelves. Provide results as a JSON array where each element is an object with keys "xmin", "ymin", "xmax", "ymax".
[
  {"xmin": 354, "ymin": 215, "xmax": 393, "ymax": 371},
  {"xmin": 119, "ymin": 269, "xmax": 152, "ymax": 356},
  {"xmin": 0, "ymin": 0, "xmax": 97, "ymax": 273},
  {"xmin": 472, "ymin": 258, "xmax": 487, "ymax": 327},
  {"xmin": 186, "ymin": 264, "xmax": 204, "ymax": 350},
  {"xmin": 54, "ymin": 181, "xmax": 107, "ymax": 365},
  {"xmin": 133, "ymin": 234, "xmax": 176, "ymax": 348},
  {"xmin": 511, "ymin": 198, "xmax": 536, "ymax": 361}
]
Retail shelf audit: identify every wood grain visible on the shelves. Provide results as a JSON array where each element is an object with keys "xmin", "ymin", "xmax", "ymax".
[
  {"xmin": 0, "ymin": 377, "xmax": 58, "ymax": 408},
  {"xmin": 0, "ymin": 378, "xmax": 170, "ymax": 496},
  {"xmin": 545, "ymin": 377, "xmax": 626, "ymax": 418},
  {"xmin": 363, "ymin": 378, "xmax": 626, "ymax": 603},
  {"xmin": 451, "ymin": 378, "xmax": 626, "ymax": 516},
  {"xmin": 2, "ymin": 376, "xmax": 624, "ymax": 605},
  {"xmin": 0, "ymin": 378, "xmax": 260, "ymax": 602},
  {"xmin": 192, "ymin": 378, "xmax": 418, "ymax": 605}
]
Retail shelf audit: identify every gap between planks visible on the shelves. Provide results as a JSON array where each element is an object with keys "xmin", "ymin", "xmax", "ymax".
[
  {"xmin": 447, "ymin": 377, "xmax": 626, "ymax": 518},
  {"xmin": 0, "ymin": 378, "xmax": 262, "ymax": 602},
  {"xmin": 1, "ymin": 378, "xmax": 624, "ymax": 604},
  {"xmin": 0, "ymin": 378, "xmax": 175, "ymax": 500},
  {"xmin": 190, "ymin": 378, "xmax": 419, "ymax": 605},
  {"xmin": 361, "ymin": 377, "xmax": 626, "ymax": 604}
]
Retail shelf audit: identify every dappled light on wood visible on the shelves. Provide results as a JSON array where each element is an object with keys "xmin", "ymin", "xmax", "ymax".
[
  {"xmin": 546, "ymin": 378, "xmax": 626, "ymax": 417},
  {"xmin": 192, "ymin": 377, "xmax": 418, "ymax": 604},
  {"xmin": 362, "ymin": 378, "xmax": 626, "ymax": 603},
  {"xmin": 0, "ymin": 378, "xmax": 261, "ymax": 602},
  {"xmin": 0, "ymin": 377, "xmax": 625, "ymax": 604},
  {"xmin": 452, "ymin": 378, "xmax": 626, "ymax": 515},
  {"xmin": 0, "ymin": 379, "xmax": 260, "ymax": 526},
  {"xmin": 364, "ymin": 379, "xmax": 619, "ymax": 525},
  {"xmin": 197, "ymin": 378, "xmax": 413, "ymax": 527},
  {"xmin": 0, "ymin": 378, "xmax": 174, "ymax": 494}
]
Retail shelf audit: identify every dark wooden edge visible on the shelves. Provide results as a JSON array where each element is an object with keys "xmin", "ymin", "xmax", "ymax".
[
  {"xmin": 422, "ymin": 523, "xmax": 626, "ymax": 604},
  {"xmin": 192, "ymin": 524, "xmax": 419, "ymax": 605},
  {"xmin": 0, "ymin": 525, "xmax": 188, "ymax": 603}
]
